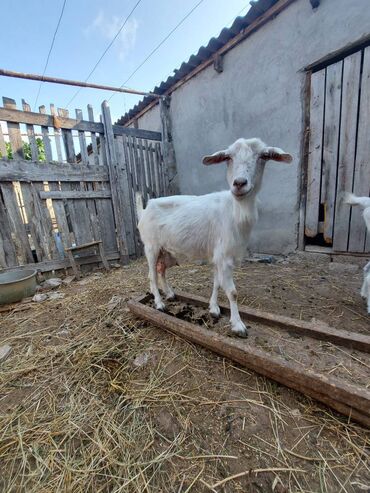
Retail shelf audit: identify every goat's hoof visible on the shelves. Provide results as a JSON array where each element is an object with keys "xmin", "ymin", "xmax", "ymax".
[
  {"xmin": 155, "ymin": 301, "xmax": 166, "ymax": 311},
  {"xmin": 166, "ymin": 292, "xmax": 176, "ymax": 301},
  {"xmin": 231, "ymin": 321, "xmax": 248, "ymax": 338},
  {"xmin": 209, "ymin": 305, "xmax": 221, "ymax": 318}
]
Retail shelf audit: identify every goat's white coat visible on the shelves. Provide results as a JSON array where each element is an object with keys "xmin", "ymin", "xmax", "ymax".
[
  {"xmin": 345, "ymin": 192, "xmax": 370, "ymax": 314},
  {"xmin": 138, "ymin": 138, "xmax": 293, "ymax": 335}
]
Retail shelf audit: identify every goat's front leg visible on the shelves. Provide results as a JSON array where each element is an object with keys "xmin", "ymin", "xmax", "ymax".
[
  {"xmin": 145, "ymin": 246, "xmax": 165, "ymax": 311},
  {"xmin": 219, "ymin": 259, "xmax": 249, "ymax": 337},
  {"xmin": 361, "ymin": 275, "xmax": 370, "ymax": 314},
  {"xmin": 209, "ymin": 267, "xmax": 220, "ymax": 317}
]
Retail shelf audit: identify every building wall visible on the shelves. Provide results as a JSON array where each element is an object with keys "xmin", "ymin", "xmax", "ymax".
[{"xmin": 133, "ymin": 0, "xmax": 370, "ymax": 254}]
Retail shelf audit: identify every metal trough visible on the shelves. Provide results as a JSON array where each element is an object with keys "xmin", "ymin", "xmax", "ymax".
[{"xmin": 0, "ymin": 269, "xmax": 37, "ymax": 305}]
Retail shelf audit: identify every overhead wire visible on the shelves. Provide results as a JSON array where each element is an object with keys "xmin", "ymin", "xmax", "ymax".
[
  {"xmin": 108, "ymin": 0, "xmax": 205, "ymax": 102},
  {"xmin": 33, "ymin": 0, "xmax": 67, "ymax": 110},
  {"xmin": 65, "ymin": 0, "xmax": 142, "ymax": 108}
]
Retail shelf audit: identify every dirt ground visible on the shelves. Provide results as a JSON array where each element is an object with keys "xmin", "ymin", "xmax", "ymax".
[{"xmin": 0, "ymin": 253, "xmax": 369, "ymax": 492}]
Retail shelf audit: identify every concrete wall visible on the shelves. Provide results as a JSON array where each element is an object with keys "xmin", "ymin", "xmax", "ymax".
[{"xmin": 133, "ymin": 0, "xmax": 370, "ymax": 254}]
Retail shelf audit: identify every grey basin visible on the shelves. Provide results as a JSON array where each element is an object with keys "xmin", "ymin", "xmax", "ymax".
[{"xmin": 0, "ymin": 269, "xmax": 37, "ymax": 305}]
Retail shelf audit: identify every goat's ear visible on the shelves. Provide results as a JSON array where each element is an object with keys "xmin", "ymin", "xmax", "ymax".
[
  {"xmin": 260, "ymin": 147, "xmax": 293, "ymax": 163},
  {"xmin": 202, "ymin": 150, "xmax": 231, "ymax": 165}
]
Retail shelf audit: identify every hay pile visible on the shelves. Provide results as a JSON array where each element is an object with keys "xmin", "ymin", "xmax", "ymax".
[{"xmin": 0, "ymin": 257, "xmax": 369, "ymax": 492}]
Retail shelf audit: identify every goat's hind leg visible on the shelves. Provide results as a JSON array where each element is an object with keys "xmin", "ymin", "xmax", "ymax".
[{"xmin": 145, "ymin": 246, "xmax": 165, "ymax": 311}]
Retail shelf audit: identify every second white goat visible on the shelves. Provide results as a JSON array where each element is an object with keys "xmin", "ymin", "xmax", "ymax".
[{"xmin": 345, "ymin": 192, "xmax": 370, "ymax": 314}]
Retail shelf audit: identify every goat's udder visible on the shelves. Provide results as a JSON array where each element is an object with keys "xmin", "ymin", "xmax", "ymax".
[{"xmin": 156, "ymin": 249, "xmax": 179, "ymax": 274}]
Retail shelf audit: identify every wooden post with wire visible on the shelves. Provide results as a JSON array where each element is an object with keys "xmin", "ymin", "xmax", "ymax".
[{"xmin": 159, "ymin": 96, "xmax": 179, "ymax": 195}]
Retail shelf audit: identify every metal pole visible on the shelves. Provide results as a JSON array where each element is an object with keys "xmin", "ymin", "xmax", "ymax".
[{"xmin": 0, "ymin": 68, "xmax": 162, "ymax": 98}]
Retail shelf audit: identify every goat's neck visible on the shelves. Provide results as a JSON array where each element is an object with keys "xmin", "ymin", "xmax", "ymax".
[{"xmin": 232, "ymin": 193, "xmax": 257, "ymax": 229}]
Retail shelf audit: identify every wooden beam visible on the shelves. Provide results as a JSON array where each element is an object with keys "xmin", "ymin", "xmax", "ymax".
[
  {"xmin": 39, "ymin": 190, "xmax": 111, "ymax": 200},
  {"xmin": 128, "ymin": 294, "xmax": 370, "ymax": 427},
  {"xmin": 159, "ymin": 97, "xmax": 178, "ymax": 195},
  {"xmin": 112, "ymin": 125, "xmax": 161, "ymax": 141},
  {"xmin": 0, "ymin": 107, "xmax": 162, "ymax": 141},
  {"xmin": 0, "ymin": 68, "xmax": 161, "ymax": 98},
  {"xmin": 1, "ymin": 251, "xmax": 120, "ymax": 274},
  {"xmin": 174, "ymin": 291, "xmax": 370, "ymax": 354},
  {"xmin": 0, "ymin": 106, "xmax": 104, "ymax": 133},
  {"xmin": 0, "ymin": 159, "xmax": 109, "ymax": 182}
]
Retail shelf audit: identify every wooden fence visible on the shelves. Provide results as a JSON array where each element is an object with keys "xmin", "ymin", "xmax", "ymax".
[{"xmin": 0, "ymin": 96, "xmax": 167, "ymax": 272}]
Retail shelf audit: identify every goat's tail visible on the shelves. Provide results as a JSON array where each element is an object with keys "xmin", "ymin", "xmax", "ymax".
[
  {"xmin": 344, "ymin": 192, "xmax": 370, "ymax": 209},
  {"xmin": 135, "ymin": 192, "xmax": 144, "ymax": 222}
]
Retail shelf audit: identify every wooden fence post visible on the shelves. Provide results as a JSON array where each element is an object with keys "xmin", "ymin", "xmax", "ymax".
[
  {"xmin": 159, "ymin": 96, "xmax": 179, "ymax": 195},
  {"xmin": 101, "ymin": 101, "xmax": 130, "ymax": 264}
]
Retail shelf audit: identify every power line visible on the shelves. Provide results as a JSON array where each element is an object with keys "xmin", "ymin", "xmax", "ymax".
[
  {"xmin": 108, "ymin": 0, "xmax": 205, "ymax": 102},
  {"xmin": 226, "ymin": 4, "xmax": 251, "ymax": 27},
  {"xmin": 157, "ymin": 2, "xmax": 251, "ymax": 97},
  {"xmin": 33, "ymin": 0, "xmax": 67, "ymax": 111},
  {"xmin": 65, "ymin": 0, "xmax": 142, "ymax": 108}
]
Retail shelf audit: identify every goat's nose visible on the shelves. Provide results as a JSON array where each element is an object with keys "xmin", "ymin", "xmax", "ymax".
[{"xmin": 233, "ymin": 178, "xmax": 248, "ymax": 189}]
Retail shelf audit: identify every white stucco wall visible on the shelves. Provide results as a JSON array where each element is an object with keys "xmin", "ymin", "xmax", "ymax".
[{"xmin": 132, "ymin": 0, "xmax": 370, "ymax": 254}]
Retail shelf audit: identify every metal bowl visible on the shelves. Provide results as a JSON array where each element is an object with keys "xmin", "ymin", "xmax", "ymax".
[{"xmin": 0, "ymin": 269, "xmax": 37, "ymax": 305}]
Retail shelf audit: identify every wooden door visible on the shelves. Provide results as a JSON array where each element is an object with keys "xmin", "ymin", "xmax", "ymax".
[{"xmin": 305, "ymin": 47, "xmax": 370, "ymax": 253}]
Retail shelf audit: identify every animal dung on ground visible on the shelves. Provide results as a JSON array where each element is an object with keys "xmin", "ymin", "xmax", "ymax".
[{"xmin": 129, "ymin": 291, "xmax": 370, "ymax": 428}]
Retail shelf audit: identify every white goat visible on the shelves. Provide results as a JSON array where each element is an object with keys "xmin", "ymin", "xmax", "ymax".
[
  {"xmin": 345, "ymin": 192, "xmax": 370, "ymax": 314},
  {"xmin": 138, "ymin": 138, "xmax": 293, "ymax": 336}
]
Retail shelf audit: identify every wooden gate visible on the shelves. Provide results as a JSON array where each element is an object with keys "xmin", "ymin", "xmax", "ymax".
[
  {"xmin": 0, "ymin": 97, "xmax": 166, "ymax": 272},
  {"xmin": 305, "ymin": 46, "xmax": 370, "ymax": 253}
]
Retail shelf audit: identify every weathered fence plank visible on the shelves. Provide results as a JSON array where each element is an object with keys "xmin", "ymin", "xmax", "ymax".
[
  {"xmin": 50, "ymin": 104, "xmax": 63, "ymax": 162},
  {"xmin": 0, "ymin": 124, "xmax": 6, "ymax": 158},
  {"xmin": 87, "ymin": 104, "xmax": 99, "ymax": 166},
  {"xmin": 0, "ymin": 193, "xmax": 17, "ymax": 267},
  {"xmin": 3, "ymin": 97, "xmax": 24, "ymax": 159},
  {"xmin": 58, "ymin": 108, "xmax": 76, "ymax": 164},
  {"xmin": 322, "ymin": 61, "xmax": 342, "ymax": 244},
  {"xmin": 122, "ymin": 134, "xmax": 140, "ymax": 256},
  {"xmin": 0, "ymin": 159, "xmax": 109, "ymax": 182},
  {"xmin": 76, "ymin": 109, "xmax": 89, "ymax": 165},
  {"xmin": 305, "ymin": 69, "xmax": 325, "ymax": 238},
  {"xmin": 116, "ymin": 136, "xmax": 136, "ymax": 255},
  {"xmin": 333, "ymin": 52, "xmax": 362, "ymax": 251},
  {"xmin": 19, "ymin": 182, "xmax": 53, "ymax": 261},
  {"xmin": 48, "ymin": 181, "xmax": 71, "ymax": 252},
  {"xmin": 22, "ymin": 100, "xmax": 38, "ymax": 161},
  {"xmin": 40, "ymin": 190, "xmax": 111, "ymax": 200},
  {"xmin": 39, "ymin": 106, "xmax": 53, "ymax": 161},
  {"xmin": 0, "ymin": 183, "xmax": 33, "ymax": 264},
  {"xmin": 101, "ymin": 101, "xmax": 129, "ymax": 263}
]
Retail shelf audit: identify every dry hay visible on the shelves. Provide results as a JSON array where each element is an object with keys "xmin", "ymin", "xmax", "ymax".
[{"xmin": 0, "ymin": 256, "xmax": 369, "ymax": 492}]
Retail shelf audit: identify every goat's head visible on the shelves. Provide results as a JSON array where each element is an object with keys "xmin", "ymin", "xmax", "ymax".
[{"xmin": 202, "ymin": 138, "xmax": 292, "ymax": 200}]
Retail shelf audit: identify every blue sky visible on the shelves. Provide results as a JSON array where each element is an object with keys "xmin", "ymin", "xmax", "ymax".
[{"xmin": 0, "ymin": 0, "xmax": 250, "ymax": 123}]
